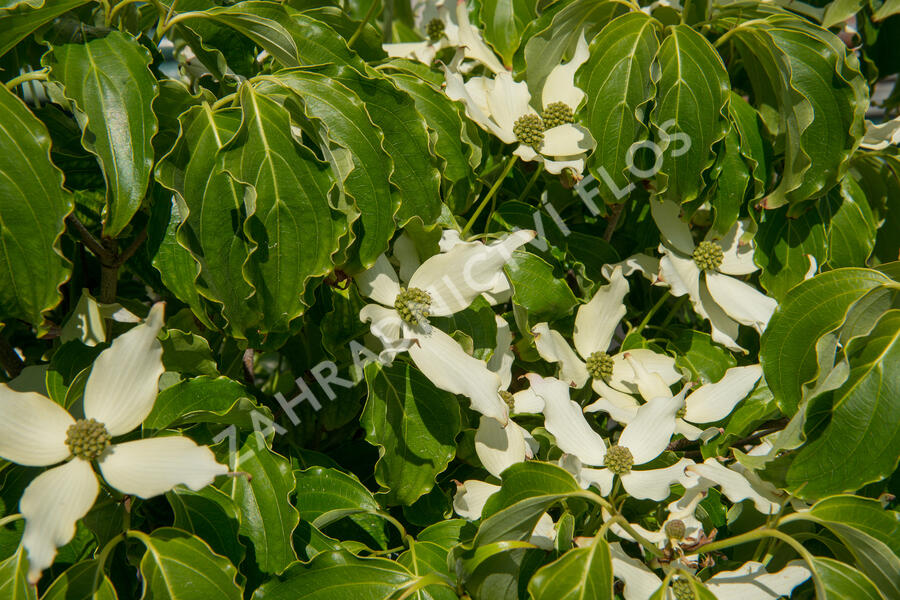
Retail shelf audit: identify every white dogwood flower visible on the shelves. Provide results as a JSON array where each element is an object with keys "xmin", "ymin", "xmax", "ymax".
[
  {"xmin": 358, "ymin": 230, "xmax": 534, "ymax": 423},
  {"xmin": 586, "ymin": 359, "xmax": 763, "ymax": 441},
  {"xmin": 0, "ymin": 304, "xmax": 227, "ymax": 584},
  {"xmin": 443, "ymin": 31, "xmax": 594, "ymax": 174},
  {"xmin": 532, "ymin": 265, "xmax": 682, "ymax": 403},
  {"xmin": 606, "ymin": 546, "xmax": 810, "ymax": 600},
  {"xmin": 651, "ymin": 200, "xmax": 777, "ymax": 352},
  {"xmin": 528, "ymin": 374, "xmax": 693, "ymax": 501},
  {"xmin": 602, "ymin": 480, "xmax": 709, "ymax": 549}
]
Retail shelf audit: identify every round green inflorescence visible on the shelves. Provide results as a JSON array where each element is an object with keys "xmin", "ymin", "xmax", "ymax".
[
  {"xmin": 585, "ymin": 351, "xmax": 615, "ymax": 380},
  {"xmin": 500, "ymin": 390, "xmax": 515, "ymax": 411},
  {"xmin": 676, "ymin": 406, "xmax": 687, "ymax": 419},
  {"xmin": 65, "ymin": 418, "xmax": 111, "ymax": 460},
  {"xmin": 604, "ymin": 444, "xmax": 634, "ymax": 475},
  {"xmin": 671, "ymin": 578, "xmax": 695, "ymax": 600},
  {"xmin": 394, "ymin": 287, "xmax": 432, "ymax": 327},
  {"xmin": 426, "ymin": 18, "xmax": 445, "ymax": 42},
  {"xmin": 665, "ymin": 519, "xmax": 686, "ymax": 540},
  {"xmin": 692, "ymin": 240, "xmax": 724, "ymax": 271},
  {"xmin": 513, "ymin": 114, "xmax": 544, "ymax": 148},
  {"xmin": 542, "ymin": 101, "xmax": 574, "ymax": 129}
]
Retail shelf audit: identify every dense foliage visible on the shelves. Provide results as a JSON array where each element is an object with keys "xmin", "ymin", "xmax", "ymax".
[{"xmin": 1, "ymin": 0, "xmax": 899, "ymax": 597}]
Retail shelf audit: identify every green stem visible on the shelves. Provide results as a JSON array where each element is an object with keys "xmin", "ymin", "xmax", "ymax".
[
  {"xmin": 0, "ymin": 513, "xmax": 23, "ymax": 528},
  {"xmin": 395, "ymin": 573, "xmax": 455, "ymax": 600},
  {"xmin": 376, "ymin": 511, "xmax": 409, "ymax": 544},
  {"xmin": 155, "ymin": 10, "xmax": 204, "ymax": 39},
  {"xmin": 516, "ymin": 163, "xmax": 544, "ymax": 204},
  {"xmin": 632, "ymin": 291, "xmax": 671, "ymax": 336},
  {"xmin": 693, "ymin": 527, "xmax": 825, "ymax": 598},
  {"xmin": 93, "ymin": 531, "xmax": 126, "ymax": 589},
  {"xmin": 108, "ymin": 0, "xmax": 144, "ymax": 22},
  {"xmin": 658, "ymin": 295, "xmax": 686, "ymax": 330},
  {"xmin": 461, "ymin": 155, "xmax": 517, "ymax": 237},
  {"xmin": 211, "ymin": 92, "xmax": 238, "ymax": 110},
  {"xmin": 348, "ymin": 0, "xmax": 380, "ymax": 48},
  {"xmin": 5, "ymin": 69, "xmax": 49, "ymax": 91},
  {"xmin": 573, "ymin": 490, "xmax": 665, "ymax": 559}
]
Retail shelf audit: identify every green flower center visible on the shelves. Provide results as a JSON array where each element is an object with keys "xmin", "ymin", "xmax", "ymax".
[
  {"xmin": 513, "ymin": 114, "xmax": 544, "ymax": 148},
  {"xmin": 604, "ymin": 444, "xmax": 634, "ymax": 475},
  {"xmin": 672, "ymin": 578, "xmax": 695, "ymax": 600},
  {"xmin": 542, "ymin": 101, "xmax": 574, "ymax": 129},
  {"xmin": 676, "ymin": 406, "xmax": 687, "ymax": 419},
  {"xmin": 665, "ymin": 519, "xmax": 686, "ymax": 540},
  {"xmin": 692, "ymin": 241, "xmax": 724, "ymax": 271},
  {"xmin": 499, "ymin": 390, "xmax": 515, "ymax": 411},
  {"xmin": 426, "ymin": 18, "xmax": 445, "ymax": 42},
  {"xmin": 585, "ymin": 351, "xmax": 614, "ymax": 380},
  {"xmin": 65, "ymin": 418, "xmax": 111, "ymax": 460},
  {"xmin": 394, "ymin": 287, "xmax": 432, "ymax": 327}
]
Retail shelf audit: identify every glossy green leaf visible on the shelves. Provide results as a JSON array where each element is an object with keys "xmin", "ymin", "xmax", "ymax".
[
  {"xmin": 804, "ymin": 495, "xmax": 900, "ymax": 555},
  {"xmin": 477, "ymin": 461, "xmax": 582, "ymax": 546},
  {"xmin": 822, "ymin": 0, "xmax": 865, "ymax": 27},
  {"xmin": 504, "ymin": 250, "xmax": 578, "ymax": 325},
  {"xmin": 785, "ymin": 310, "xmax": 900, "ymax": 499},
  {"xmin": 727, "ymin": 91, "xmax": 770, "ymax": 201},
  {"xmin": 760, "ymin": 267, "xmax": 890, "ymax": 414},
  {"xmin": 527, "ymin": 536, "xmax": 614, "ymax": 600},
  {"xmin": 0, "ymin": 85, "xmax": 72, "ymax": 331},
  {"xmin": 872, "ymin": 0, "xmax": 900, "ymax": 20},
  {"xmin": 398, "ymin": 540, "xmax": 456, "ymax": 600},
  {"xmin": 362, "ymin": 361, "xmax": 461, "ymax": 506},
  {"xmin": 0, "ymin": 0, "xmax": 91, "ymax": 58},
  {"xmin": 167, "ymin": 486, "xmax": 245, "ymax": 567},
  {"xmin": 155, "ymin": 105, "xmax": 261, "ymax": 340},
  {"xmin": 264, "ymin": 69, "xmax": 396, "ymax": 267},
  {"xmin": 755, "ymin": 202, "xmax": 829, "ymax": 302},
  {"xmin": 479, "ymin": 0, "xmax": 534, "ymax": 67},
  {"xmin": 578, "ymin": 11, "xmax": 658, "ymax": 205},
  {"xmin": 43, "ymin": 31, "xmax": 158, "ymax": 237},
  {"xmin": 218, "ymin": 83, "xmax": 345, "ymax": 331},
  {"xmin": 0, "ymin": 547, "xmax": 36, "ymax": 600},
  {"xmin": 40, "ymin": 559, "xmax": 117, "ymax": 600},
  {"xmin": 222, "ymin": 432, "xmax": 299, "ymax": 574},
  {"xmin": 668, "ymin": 329, "xmax": 737, "ymax": 384},
  {"xmin": 293, "ymin": 466, "xmax": 378, "ymax": 524},
  {"xmin": 651, "ymin": 24, "xmax": 730, "ymax": 204},
  {"xmin": 821, "ymin": 175, "xmax": 877, "ymax": 269},
  {"xmin": 813, "ymin": 557, "xmax": 883, "ymax": 600},
  {"xmin": 134, "ymin": 528, "xmax": 242, "ymax": 599},
  {"xmin": 251, "ymin": 550, "xmax": 414, "ymax": 599},
  {"xmin": 145, "ymin": 376, "xmax": 266, "ymax": 430}
]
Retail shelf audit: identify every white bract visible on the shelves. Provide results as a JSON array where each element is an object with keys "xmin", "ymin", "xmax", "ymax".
[
  {"xmin": 358, "ymin": 230, "xmax": 534, "ymax": 423},
  {"xmin": 532, "ymin": 265, "xmax": 682, "ymax": 406},
  {"xmin": 443, "ymin": 30, "xmax": 594, "ymax": 174},
  {"xmin": 528, "ymin": 374, "xmax": 693, "ymax": 501},
  {"xmin": 0, "ymin": 304, "xmax": 227, "ymax": 583},
  {"xmin": 586, "ymin": 360, "xmax": 763, "ymax": 441},
  {"xmin": 651, "ymin": 200, "xmax": 777, "ymax": 352}
]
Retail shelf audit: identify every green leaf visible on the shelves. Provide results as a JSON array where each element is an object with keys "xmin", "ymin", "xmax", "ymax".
[
  {"xmin": 222, "ymin": 432, "xmax": 299, "ymax": 574},
  {"xmin": 145, "ymin": 376, "xmax": 267, "ymax": 430},
  {"xmin": 40, "ymin": 559, "xmax": 117, "ymax": 600},
  {"xmin": 159, "ymin": 329, "xmax": 218, "ymax": 377},
  {"xmin": 476, "ymin": 461, "xmax": 582, "ymax": 546},
  {"xmin": 804, "ymin": 495, "xmax": 900, "ymax": 555},
  {"xmin": 431, "ymin": 296, "xmax": 498, "ymax": 361},
  {"xmin": 0, "ymin": 85, "xmax": 72, "ymax": 331},
  {"xmin": 651, "ymin": 24, "xmax": 730, "ymax": 205},
  {"xmin": 504, "ymin": 250, "xmax": 577, "ymax": 325},
  {"xmin": 398, "ymin": 541, "xmax": 456, "ymax": 600},
  {"xmin": 453, "ymin": 540, "xmax": 543, "ymax": 600},
  {"xmin": 755, "ymin": 203, "xmax": 829, "ymax": 302},
  {"xmin": 822, "ymin": 0, "xmax": 865, "ymax": 27},
  {"xmin": 155, "ymin": 105, "xmax": 261, "ymax": 340},
  {"xmin": 43, "ymin": 31, "xmax": 159, "ymax": 237},
  {"xmin": 328, "ymin": 65, "xmax": 442, "ymax": 227},
  {"xmin": 251, "ymin": 550, "xmax": 414, "ymax": 599},
  {"xmin": 668, "ymin": 329, "xmax": 736, "ymax": 384},
  {"xmin": 872, "ymin": 0, "xmax": 900, "ymax": 20},
  {"xmin": 577, "ymin": 11, "xmax": 658, "ymax": 205},
  {"xmin": 527, "ymin": 536, "xmax": 614, "ymax": 600},
  {"xmin": 785, "ymin": 309, "xmax": 900, "ymax": 499},
  {"xmin": 821, "ymin": 175, "xmax": 877, "ymax": 268},
  {"xmin": 293, "ymin": 466, "xmax": 381, "ymax": 536},
  {"xmin": 479, "ymin": 0, "xmax": 534, "ymax": 67},
  {"xmin": 218, "ymin": 83, "xmax": 345, "ymax": 331},
  {"xmin": 264, "ymin": 68, "xmax": 397, "ymax": 267},
  {"xmin": 134, "ymin": 528, "xmax": 242, "ymax": 599},
  {"xmin": 362, "ymin": 361, "xmax": 461, "ymax": 506},
  {"xmin": 726, "ymin": 14, "xmax": 867, "ymax": 210},
  {"xmin": 0, "ymin": 0, "xmax": 91, "ymax": 58},
  {"xmin": 167, "ymin": 486, "xmax": 245, "ymax": 567},
  {"xmin": 727, "ymin": 91, "xmax": 770, "ymax": 201},
  {"xmin": 0, "ymin": 547, "xmax": 36, "ymax": 600},
  {"xmin": 813, "ymin": 557, "xmax": 883, "ymax": 600},
  {"xmin": 759, "ymin": 267, "xmax": 891, "ymax": 414}
]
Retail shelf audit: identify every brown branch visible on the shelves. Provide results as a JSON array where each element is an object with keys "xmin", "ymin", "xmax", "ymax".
[
  {"xmin": 603, "ymin": 203, "xmax": 625, "ymax": 241},
  {"xmin": 66, "ymin": 214, "xmax": 111, "ymax": 261},
  {"xmin": 112, "ymin": 227, "xmax": 148, "ymax": 268},
  {"xmin": 0, "ymin": 337, "xmax": 24, "ymax": 379}
]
